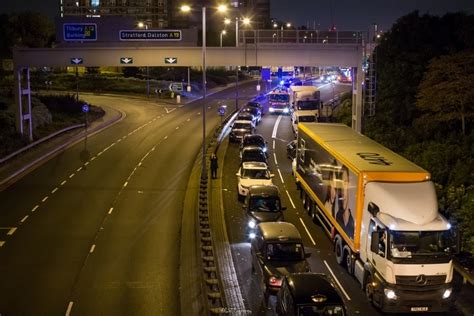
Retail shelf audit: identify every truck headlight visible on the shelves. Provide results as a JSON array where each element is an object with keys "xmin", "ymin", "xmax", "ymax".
[
  {"xmin": 262, "ymin": 147, "xmax": 267, "ymax": 153},
  {"xmin": 283, "ymin": 107, "xmax": 289, "ymax": 113},
  {"xmin": 269, "ymin": 107, "xmax": 275, "ymax": 112},
  {"xmin": 442, "ymin": 288, "xmax": 452, "ymax": 299},
  {"xmin": 249, "ymin": 232, "xmax": 256, "ymax": 239},
  {"xmin": 384, "ymin": 289, "xmax": 397, "ymax": 300},
  {"xmin": 248, "ymin": 220, "xmax": 256, "ymax": 229}
]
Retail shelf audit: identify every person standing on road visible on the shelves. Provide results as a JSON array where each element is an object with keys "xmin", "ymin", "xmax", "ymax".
[{"xmin": 210, "ymin": 154, "xmax": 218, "ymax": 179}]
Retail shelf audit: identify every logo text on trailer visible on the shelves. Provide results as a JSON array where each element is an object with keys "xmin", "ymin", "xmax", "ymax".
[{"xmin": 356, "ymin": 152, "xmax": 393, "ymax": 166}]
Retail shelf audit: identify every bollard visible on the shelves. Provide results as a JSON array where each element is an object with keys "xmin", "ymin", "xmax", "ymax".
[{"xmin": 177, "ymin": 95, "xmax": 181, "ymax": 103}]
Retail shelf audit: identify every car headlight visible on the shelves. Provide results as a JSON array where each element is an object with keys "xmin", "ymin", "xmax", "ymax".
[
  {"xmin": 262, "ymin": 147, "xmax": 267, "ymax": 153},
  {"xmin": 442, "ymin": 288, "xmax": 452, "ymax": 299},
  {"xmin": 269, "ymin": 107, "xmax": 275, "ymax": 112},
  {"xmin": 384, "ymin": 289, "xmax": 397, "ymax": 300},
  {"xmin": 283, "ymin": 108, "xmax": 289, "ymax": 113},
  {"xmin": 248, "ymin": 220, "xmax": 256, "ymax": 229},
  {"xmin": 249, "ymin": 232, "xmax": 256, "ymax": 239}
]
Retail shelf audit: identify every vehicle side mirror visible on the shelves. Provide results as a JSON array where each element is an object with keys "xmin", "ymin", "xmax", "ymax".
[
  {"xmin": 370, "ymin": 232, "xmax": 379, "ymax": 253},
  {"xmin": 270, "ymin": 174, "xmax": 275, "ymax": 177},
  {"xmin": 236, "ymin": 172, "xmax": 240, "ymax": 176}
]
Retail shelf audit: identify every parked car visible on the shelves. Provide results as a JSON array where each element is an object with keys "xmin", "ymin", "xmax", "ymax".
[
  {"xmin": 251, "ymin": 222, "xmax": 311, "ymax": 298},
  {"xmin": 276, "ymin": 273, "xmax": 347, "ymax": 316},
  {"xmin": 237, "ymin": 112, "xmax": 258, "ymax": 127},
  {"xmin": 229, "ymin": 120, "xmax": 254, "ymax": 143},
  {"xmin": 241, "ymin": 134, "xmax": 268, "ymax": 155},
  {"xmin": 236, "ymin": 163, "xmax": 274, "ymax": 199},
  {"xmin": 241, "ymin": 146, "xmax": 267, "ymax": 165},
  {"xmin": 244, "ymin": 185, "xmax": 286, "ymax": 235},
  {"xmin": 287, "ymin": 140, "xmax": 297, "ymax": 160},
  {"xmin": 241, "ymin": 106, "xmax": 262, "ymax": 124}
]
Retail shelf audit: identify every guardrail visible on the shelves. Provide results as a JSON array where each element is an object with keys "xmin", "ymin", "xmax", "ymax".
[{"xmin": 240, "ymin": 29, "xmax": 366, "ymax": 45}]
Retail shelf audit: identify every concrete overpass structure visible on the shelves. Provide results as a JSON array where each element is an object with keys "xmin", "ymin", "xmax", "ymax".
[{"xmin": 13, "ymin": 32, "xmax": 366, "ymax": 140}]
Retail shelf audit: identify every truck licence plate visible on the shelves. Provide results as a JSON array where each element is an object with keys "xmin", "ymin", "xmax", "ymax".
[{"xmin": 411, "ymin": 307, "xmax": 429, "ymax": 312}]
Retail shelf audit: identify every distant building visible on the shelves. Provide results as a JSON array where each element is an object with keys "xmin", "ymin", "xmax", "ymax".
[{"xmin": 60, "ymin": 0, "xmax": 180, "ymax": 28}]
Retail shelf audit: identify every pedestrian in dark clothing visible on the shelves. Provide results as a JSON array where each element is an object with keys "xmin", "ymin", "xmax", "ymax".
[{"xmin": 210, "ymin": 154, "xmax": 218, "ymax": 179}]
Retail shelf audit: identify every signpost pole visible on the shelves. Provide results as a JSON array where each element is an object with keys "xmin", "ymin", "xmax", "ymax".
[{"xmin": 75, "ymin": 67, "xmax": 79, "ymax": 101}]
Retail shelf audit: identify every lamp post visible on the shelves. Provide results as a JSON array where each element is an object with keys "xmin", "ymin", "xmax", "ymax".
[
  {"xmin": 220, "ymin": 30, "xmax": 226, "ymax": 47},
  {"xmin": 138, "ymin": 21, "xmax": 150, "ymax": 97},
  {"xmin": 181, "ymin": 4, "xmax": 226, "ymax": 177}
]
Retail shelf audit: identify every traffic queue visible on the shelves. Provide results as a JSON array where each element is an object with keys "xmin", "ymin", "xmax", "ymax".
[{"xmin": 228, "ymin": 94, "xmax": 347, "ymax": 315}]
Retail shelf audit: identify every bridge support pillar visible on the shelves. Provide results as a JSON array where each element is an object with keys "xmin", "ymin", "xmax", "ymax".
[{"xmin": 14, "ymin": 66, "xmax": 33, "ymax": 141}]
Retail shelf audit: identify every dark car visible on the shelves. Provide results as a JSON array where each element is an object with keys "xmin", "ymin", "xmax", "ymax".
[
  {"xmin": 237, "ymin": 112, "xmax": 258, "ymax": 127},
  {"xmin": 251, "ymin": 222, "xmax": 311, "ymax": 298},
  {"xmin": 287, "ymin": 140, "xmax": 297, "ymax": 160},
  {"xmin": 229, "ymin": 120, "xmax": 254, "ymax": 143},
  {"xmin": 245, "ymin": 185, "xmax": 286, "ymax": 236},
  {"xmin": 241, "ymin": 107, "xmax": 262, "ymax": 124},
  {"xmin": 240, "ymin": 134, "xmax": 268, "ymax": 155},
  {"xmin": 276, "ymin": 273, "xmax": 347, "ymax": 316},
  {"xmin": 246, "ymin": 101, "xmax": 264, "ymax": 115},
  {"xmin": 241, "ymin": 146, "xmax": 267, "ymax": 164}
]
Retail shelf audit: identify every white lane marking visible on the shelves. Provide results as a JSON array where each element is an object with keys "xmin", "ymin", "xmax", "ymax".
[
  {"xmin": 66, "ymin": 301, "xmax": 74, "ymax": 316},
  {"xmin": 90, "ymin": 244, "xmax": 96, "ymax": 253},
  {"xmin": 273, "ymin": 140, "xmax": 275, "ymax": 150},
  {"xmin": 117, "ymin": 139, "xmax": 122, "ymax": 143},
  {"xmin": 164, "ymin": 136, "xmax": 168, "ymax": 140},
  {"xmin": 97, "ymin": 151, "xmax": 103, "ymax": 156},
  {"xmin": 91, "ymin": 156, "xmax": 96, "ymax": 161},
  {"xmin": 51, "ymin": 188, "xmax": 58, "ymax": 194},
  {"xmin": 138, "ymin": 162, "xmax": 142, "ymax": 167},
  {"xmin": 84, "ymin": 162, "xmax": 89, "ymax": 166},
  {"xmin": 123, "ymin": 182, "xmax": 128, "ymax": 188},
  {"xmin": 69, "ymin": 173, "xmax": 75, "ymax": 179},
  {"xmin": 299, "ymin": 217, "xmax": 316, "ymax": 245},
  {"xmin": 176, "ymin": 126, "xmax": 179, "ymax": 130},
  {"xmin": 20, "ymin": 215, "xmax": 29, "ymax": 223},
  {"xmin": 197, "ymin": 112, "xmax": 201, "ymax": 115},
  {"xmin": 7, "ymin": 227, "xmax": 17, "ymax": 235},
  {"xmin": 76, "ymin": 167, "xmax": 82, "ymax": 172},
  {"xmin": 31, "ymin": 205, "xmax": 39, "ymax": 212},
  {"xmin": 42, "ymin": 196, "xmax": 49, "ymax": 202},
  {"xmin": 324, "ymin": 260, "xmax": 352, "ymax": 301},
  {"xmin": 277, "ymin": 168, "xmax": 285, "ymax": 184},
  {"xmin": 108, "ymin": 207, "xmax": 114, "ymax": 214},
  {"xmin": 0, "ymin": 241, "xmax": 4, "ymax": 247},
  {"xmin": 285, "ymin": 190, "xmax": 296, "ymax": 209},
  {"xmin": 61, "ymin": 180, "xmax": 67, "ymax": 186},
  {"xmin": 272, "ymin": 115, "xmax": 282, "ymax": 139},
  {"xmin": 187, "ymin": 118, "xmax": 191, "ymax": 122},
  {"xmin": 273, "ymin": 153, "xmax": 278, "ymax": 165},
  {"xmin": 122, "ymin": 135, "xmax": 127, "ymax": 139},
  {"xmin": 165, "ymin": 107, "xmax": 176, "ymax": 114}
]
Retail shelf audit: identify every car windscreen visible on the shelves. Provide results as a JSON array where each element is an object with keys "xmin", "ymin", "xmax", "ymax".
[
  {"xmin": 242, "ymin": 151, "xmax": 266, "ymax": 162},
  {"xmin": 242, "ymin": 168, "xmax": 270, "ymax": 179},
  {"xmin": 249, "ymin": 196, "xmax": 280, "ymax": 212},
  {"xmin": 233, "ymin": 123, "xmax": 251, "ymax": 130},
  {"xmin": 265, "ymin": 242, "xmax": 304, "ymax": 261},
  {"xmin": 297, "ymin": 100, "xmax": 320, "ymax": 110},
  {"xmin": 269, "ymin": 94, "xmax": 289, "ymax": 102},
  {"xmin": 244, "ymin": 138, "xmax": 265, "ymax": 147},
  {"xmin": 297, "ymin": 304, "xmax": 345, "ymax": 316}
]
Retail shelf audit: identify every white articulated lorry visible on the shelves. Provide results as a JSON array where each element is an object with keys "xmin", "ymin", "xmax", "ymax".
[
  {"xmin": 295, "ymin": 123, "xmax": 457, "ymax": 313},
  {"xmin": 289, "ymin": 86, "xmax": 322, "ymax": 134}
]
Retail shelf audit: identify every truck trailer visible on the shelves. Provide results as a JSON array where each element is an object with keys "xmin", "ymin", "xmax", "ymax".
[{"xmin": 295, "ymin": 123, "xmax": 457, "ymax": 313}]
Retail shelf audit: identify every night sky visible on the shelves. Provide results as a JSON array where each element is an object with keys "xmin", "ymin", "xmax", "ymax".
[{"xmin": 1, "ymin": 0, "xmax": 473, "ymax": 32}]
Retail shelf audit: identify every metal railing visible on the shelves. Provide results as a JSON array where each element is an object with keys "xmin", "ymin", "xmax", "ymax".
[{"xmin": 240, "ymin": 29, "xmax": 366, "ymax": 45}]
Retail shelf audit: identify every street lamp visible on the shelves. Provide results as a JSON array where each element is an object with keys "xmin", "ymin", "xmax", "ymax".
[
  {"xmin": 220, "ymin": 30, "xmax": 226, "ymax": 47},
  {"xmin": 180, "ymin": 4, "xmax": 226, "ymax": 177}
]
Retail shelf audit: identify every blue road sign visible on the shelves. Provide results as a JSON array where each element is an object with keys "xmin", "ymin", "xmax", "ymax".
[
  {"xmin": 218, "ymin": 105, "xmax": 227, "ymax": 116},
  {"xmin": 70, "ymin": 58, "xmax": 83, "ymax": 65},
  {"xmin": 261, "ymin": 68, "xmax": 271, "ymax": 81},
  {"xmin": 64, "ymin": 23, "xmax": 97, "ymax": 41},
  {"xmin": 82, "ymin": 104, "xmax": 90, "ymax": 113},
  {"xmin": 119, "ymin": 30, "xmax": 182, "ymax": 41}
]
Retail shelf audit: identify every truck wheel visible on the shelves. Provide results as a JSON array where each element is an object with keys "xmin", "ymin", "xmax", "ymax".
[
  {"xmin": 343, "ymin": 246, "xmax": 354, "ymax": 275},
  {"xmin": 334, "ymin": 235, "xmax": 344, "ymax": 265}
]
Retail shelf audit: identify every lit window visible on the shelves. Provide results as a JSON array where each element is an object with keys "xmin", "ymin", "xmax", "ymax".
[{"xmin": 91, "ymin": 0, "xmax": 100, "ymax": 7}]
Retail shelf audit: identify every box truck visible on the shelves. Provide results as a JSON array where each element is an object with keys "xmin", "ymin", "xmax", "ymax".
[
  {"xmin": 289, "ymin": 86, "xmax": 322, "ymax": 134},
  {"xmin": 295, "ymin": 123, "xmax": 457, "ymax": 313}
]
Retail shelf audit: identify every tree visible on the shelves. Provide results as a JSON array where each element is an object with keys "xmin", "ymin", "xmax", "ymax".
[
  {"xmin": 7, "ymin": 12, "xmax": 54, "ymax": 49},
  {"xmin": 416, "ymin": 51, "xmax": 474, "ymax": 135}
]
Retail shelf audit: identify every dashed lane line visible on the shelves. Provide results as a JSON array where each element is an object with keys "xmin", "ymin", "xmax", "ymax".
[
  {"xmin": 89, "ymin": 244, "xmax": 96, "ymax": 253},
  {"xmin": 51, "ymin": 187, "xmax": 58, "ymax": 194},
  {"xmin": 285, "ymin": 190, "xmax": 296, "ymax": 209},
  {"xmin": 65, "ymin": 301, "xmax": 74, "ymax": 316},
  {"xmin": 20, "ymin": 215, "xmax": 29, "ymax": 223},
  {"xmin": 324, "ymin": 260, "xmax": 352, "ymax": 301},
  {"xmin": 272, "ymin": 115, "xmax": 282, "ymax": 139},
  {"xmin": 0, "ymin": 241, "xmax": 4, "ymax": 247},
  {"xmin": 277, "ymin": 168, "xmax": 285, "ymax": 184},
  {"xmin": 299, "ymin": 217, "xmax": 316, "ymax": 245},
  {"xmin": 108, "ymin": 207, "xmax": 114, "ymax": 214},
  {"xmin": 69, "ymin": 173, "xmax": 75, "ymax": 179},
  {"xmin": 7, "ymin": 227, "xmax": 17, "ymax": 235},
  {"xmin": 31, "ymin": 205, "xmax": 39, "ymax": 212},
  {"xmin": 273, "ymin": 153, "xmax": 278, "ymax": 165},
  {"xmin": 42, "ymin": 196, "xmax": 48, "ymax": 203}
]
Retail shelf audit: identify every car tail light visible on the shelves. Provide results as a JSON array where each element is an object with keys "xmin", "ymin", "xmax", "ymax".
[{"xmin": 269, "ymin": 276, "xmax": 282, "ymax": 287}]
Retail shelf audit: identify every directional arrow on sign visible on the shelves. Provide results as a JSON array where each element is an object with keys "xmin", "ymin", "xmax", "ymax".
[
  {"xmin": 164, "ymin": 57, "xmax": 177, "ymax": 64},
  {"xmin": 70, "ymin": 58, "xmax": 83, "ymax": 65},
  {"xmin": 120, "ymin": 57, "xmax": 133, "ymax": 64}
]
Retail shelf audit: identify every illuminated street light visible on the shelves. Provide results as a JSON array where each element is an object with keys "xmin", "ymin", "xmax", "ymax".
[
  {"xmin": 286, "ymin": 22, "xmax": 291, "ymax": 28},
  {"xmin": 224, "ymin": 18, "xmax": 231, "ymax": 25},
  {"xmin": 217, "ymin": 4, "xmax": 227, "ymax": 12},
  {"xmin": 242, "ymin": 17, "xmax": 251, "ymax": 26},
  {"xmin": 180, "ymin": 4, "xmax": 191, "ymax": 12},
  {"xmin": 138, "ymin": 21, "xmax": 145, "ymax": 28},
  {"xmin": 273, "ymin": 22, "xmax": 278, "ymax": 28},
  {"xmin": 220, "ymin": 30, "xmax": 226, "ymax": 47}
]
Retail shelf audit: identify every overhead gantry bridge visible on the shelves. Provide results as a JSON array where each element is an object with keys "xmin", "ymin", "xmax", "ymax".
[{"xmin": 13, "ymin": 29, "xmax": 367, "ymax": 139}]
